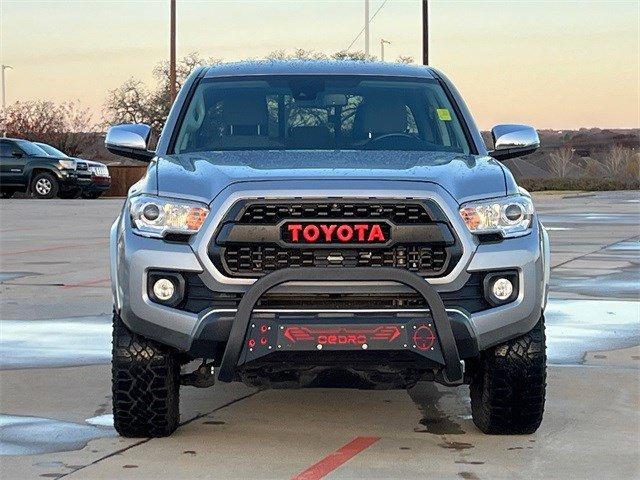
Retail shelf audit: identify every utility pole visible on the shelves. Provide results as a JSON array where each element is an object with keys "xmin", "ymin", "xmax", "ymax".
[
  {"xmin": 364, "ymin": 0, "xmax": 370, "ymax": 56},
  {"xmin": 169, "ymin": 0, "xmax": 177, "ymax": 103},
  {"xmin": 1, "ymin": 65, "xmax": 12, "ymax": 109},
  {"xmin": 380, "ymin": 38, "xmax": 391, "ymax": 61},
  {"xmin": 422, "ymin": 0, "xmax": 429, "ymax": 65}
]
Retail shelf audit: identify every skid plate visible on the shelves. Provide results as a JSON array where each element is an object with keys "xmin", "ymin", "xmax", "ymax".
[{"xmin": 239, "ymin": 317, "xmax": 444, "ymax": 365}]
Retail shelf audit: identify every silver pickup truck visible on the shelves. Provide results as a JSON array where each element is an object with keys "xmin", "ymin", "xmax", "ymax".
[{"xmin": 106, "ymin": 61, "xmax": 550, "ymax": 438}]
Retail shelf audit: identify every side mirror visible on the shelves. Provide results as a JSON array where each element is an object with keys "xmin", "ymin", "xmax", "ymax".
[
  {"xmin": 105, "ymin": 124, "xmax": 155, "ymax": 162},
  {"xmin": 489, "ymin": 124, "xmax": 539, "ymax": 161},
  {"xmin": 12, "ymin": 151, "xmax": 24, "ymax": 158}
]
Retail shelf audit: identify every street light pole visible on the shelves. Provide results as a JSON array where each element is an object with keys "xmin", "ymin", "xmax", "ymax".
[
  {"xmin": 169, "ymin": 0, "xmax": 177, "ymax": 103},
  {"xmin": 364, "ymin": 0, "xmax": 370, "ymax": 56},
  {"xmin": 422, "ymin": 0, "xmax": 429, "ymax": 65},
  {"xmin": 380, "ymin": 38, "xmax": 391, "ymax": 61},
  {"xmin": 1, "ymin": 65, "xmax": 13, "ymax": 109}
]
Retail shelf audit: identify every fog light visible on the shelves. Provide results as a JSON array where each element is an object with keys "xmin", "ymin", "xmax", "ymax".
[
  {"xmin": 153, "ymin": 278, "xmax": 175, "ymax": 301},
  {"xmin": 492, "ymin": 278, "xmax": 513, "ymax": 301}
]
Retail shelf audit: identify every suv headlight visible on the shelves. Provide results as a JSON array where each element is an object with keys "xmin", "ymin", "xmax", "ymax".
[
  {"xmin": 58, "ymin": 159, "xmax": 77, "ymax": 170},
  {"xmin": 129, "ymin": 195, "xmax": 209, "ymax": 238},
  {"xmin": 459, "ymin": 195, "xmax": 534, "ymax": 238}
]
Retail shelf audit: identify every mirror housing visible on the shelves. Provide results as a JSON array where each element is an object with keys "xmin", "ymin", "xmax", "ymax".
[
  {"xmin": 489, "ymin": 124, "xmax": 539, "ymax": 161},
  {"xmin": 12, "ymin": 151, "xmax": 24, "ymax": 158},
  {"xmin": 105, "ymin": 124, "xmax": 155, "ymax": 162}
]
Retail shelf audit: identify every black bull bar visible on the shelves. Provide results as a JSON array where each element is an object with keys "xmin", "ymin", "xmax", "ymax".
[{"xmin": 217, "ymin": 267, "xmax": 464, "ymax": 384}]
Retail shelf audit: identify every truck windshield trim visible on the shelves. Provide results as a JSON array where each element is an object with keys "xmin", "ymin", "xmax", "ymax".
[{"xmin": 171, "ymin": 75, "xmax": 471, "ymax": 155}]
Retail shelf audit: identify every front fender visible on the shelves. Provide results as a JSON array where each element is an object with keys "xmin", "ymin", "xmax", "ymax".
[
  {"xmin": 540, "ymin": 221, "xmax": 551, "ymax": 309},
  {"xmin": 24, "ymin": 162, "xmax": 64, "ymax": 183}
]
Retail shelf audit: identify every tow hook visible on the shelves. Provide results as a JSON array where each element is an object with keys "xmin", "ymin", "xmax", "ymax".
[
  {"xmin": 438, "ymin": 360, "xmax": 466, "ymax": 386},
  {"xmin": 181, "ymin": 361, "xmax": 216, "ymax": 388}
]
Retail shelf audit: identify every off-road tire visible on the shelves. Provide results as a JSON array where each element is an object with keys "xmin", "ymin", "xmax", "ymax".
[
  {"xmin": 112, "ymin": 310, "xmax": 180, "ymax": 437},
  {"xmin": 470, "ymin": 316, "xmax": 546, "ymax": 435},
  {"xmin": 31, "ymin": 172, "xmax": 59, "ymax": 199}
]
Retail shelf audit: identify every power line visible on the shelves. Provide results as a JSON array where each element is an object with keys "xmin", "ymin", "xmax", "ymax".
[{"xmin": 345, "ymin": 0, "xmax": 389, "ymax": 52}]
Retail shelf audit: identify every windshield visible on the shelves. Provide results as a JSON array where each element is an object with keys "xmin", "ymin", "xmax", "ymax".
[
  {"xmin": 35, "ymin": 142, "xmax": 67, "ymax": 157},
  {"xmin": 16, "ymin": 140, "xmax": 49, "ymax": 157},
  {"xmin": 173, "ymin": 75, "xmax": 470, "ymax": 154}
]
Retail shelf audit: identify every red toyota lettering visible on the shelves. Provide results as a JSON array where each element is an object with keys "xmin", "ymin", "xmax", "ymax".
[
  {"xmin": 319, "ymin": 224, "xmax": 337, "ymax": 241},
  {"xmin": 287, "ymin": 224, "xmax": 303, "ymax": 242},
  {"xmin": 336, "ymin": 224, "xmax": 354, "ymax": 242},
  {"xmin": 353, "ymin": 224, "xmax": 368, "ymax": 241},
  {"xmin": 302, "ymin": 224, "xmax": 320, "ymax": 242},
  {"xmin": 368, "ymin": 224, "xmax": 385, "ymax": 242},
  {"xmin": 286, "ymin": 223, "xmax": 386, "ymax": 243}
]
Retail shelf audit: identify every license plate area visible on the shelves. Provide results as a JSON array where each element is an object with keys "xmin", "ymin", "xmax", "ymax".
[
  {"xmin": 279, "ymin": 323, "xmax": 407, "ymax": 351},
  {"xmin": 239, "ymin": 315, "xmax": 444, "ymax": 364}
]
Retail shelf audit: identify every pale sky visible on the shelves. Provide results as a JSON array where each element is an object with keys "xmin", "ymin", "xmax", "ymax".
[{"xmin": 1, "ymin": 0, "xmax": 638, "ymax": 129}]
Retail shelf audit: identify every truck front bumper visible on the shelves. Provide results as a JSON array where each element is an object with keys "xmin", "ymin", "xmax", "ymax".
[{"xmin": 111, "ymin": 211, "xmax": 547, "ymax": 367}]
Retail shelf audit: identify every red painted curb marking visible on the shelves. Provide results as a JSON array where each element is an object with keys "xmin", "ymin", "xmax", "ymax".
[
  {"xmin": 1, "ymin": 241, "xmax": 109, "ymax": 256},
  {"xmin": 62, "ymin": 277, "xmax": 111, "ymax": 289},
  {"xmin": 291, "ymin": 436, "xmax": 380, "ymax": 480}
]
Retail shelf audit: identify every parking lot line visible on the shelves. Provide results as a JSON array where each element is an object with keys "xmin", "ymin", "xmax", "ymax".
[
  {"xmin": 62, "ymin": 278, "xmax": 111, "ymax": 289},
  {"xmin": 0, "ymin": 241, "xmax": 109, "ymax": 256},
  {"xmin": 291, "ymin": 436, "xmax": 380, "ymax": 480}
]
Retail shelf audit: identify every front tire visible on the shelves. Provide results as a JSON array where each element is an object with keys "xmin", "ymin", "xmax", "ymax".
[
  {"xmin": 112, "ymin": 310, "xmax": 180, "ymax": 437},
  {"xmin": 470, "ymin": 316, "xmax": 547, "ymax": 435},
  {"xmin": 31, "ymin": 172, "xmax": 59, "ymax": 199}
]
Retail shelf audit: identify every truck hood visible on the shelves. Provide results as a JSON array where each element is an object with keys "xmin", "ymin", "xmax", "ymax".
[{"xmin": 155, "ymin": 150, "xmax": 508, "ymax": 204}]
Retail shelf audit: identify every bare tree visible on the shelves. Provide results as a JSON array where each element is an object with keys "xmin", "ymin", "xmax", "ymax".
[
  {"xmin": 103, "ymin": 52, "xmax": 220, "ymax": 133},
  {"xmin": 265, "ymin": 49, "xmax": 377, "ymax": 61},
  {"xmin": 603, "ymin": 145, "xmax": 636, "ymax": 179},
  {"xmin": 548, "ymin": 146, "xmax": 574, "ymax": 178},
  {"xmin": 396, "ymin": 55, "xmax": 414, "ymax": 64},
  {"xmin": 331, "ymin": 50, "xmax": 376, "ymax": 61},
  {"xmin": 266, "ymin": 49, "xmax": 329, "ymax": 61},
  {"xmin": 0, "ymin": 100, "xmax": 94, "ymax": 156}
]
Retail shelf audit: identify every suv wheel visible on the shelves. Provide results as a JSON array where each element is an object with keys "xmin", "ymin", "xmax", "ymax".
[
  {"xmin": 31, "ymin": 172, "xmax": 59, "ymax": 199},
  {"xmin": 470, "ymin": 315, "xmax": 546, "ymax": 434},
  {"xmin": 112, "ymin": 310, "xmax": 180, "ymax": 437}
]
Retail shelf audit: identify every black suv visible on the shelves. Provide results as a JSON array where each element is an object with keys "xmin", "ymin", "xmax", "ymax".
[{"xmin": 0, "ymin": 138, "xmax": 110, "ymax": 199}]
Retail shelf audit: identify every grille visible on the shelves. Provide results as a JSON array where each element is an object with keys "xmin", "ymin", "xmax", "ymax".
[
  {"xmin": 240, "ymin": 202, "xmax": 432, "ymax": 224},
  {"xmin": 223, "ymin": 245, "xmax": 447, "ymax": 275},
  {"xmin": 211, "ymin": 200, "xmax": 458, "ymax": 278}
]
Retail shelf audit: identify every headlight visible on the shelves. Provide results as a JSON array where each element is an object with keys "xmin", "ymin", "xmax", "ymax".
[
  {"xmin": 459, "ymin": 195, "xmax": 534, "ymax": 238},
  {"xmin": 58, "ymin": 159, "xmax": 77, "ymax": 170},
  {"xmin": 129, "ymin": 195, "xmax": 209, "ymax": 238}
]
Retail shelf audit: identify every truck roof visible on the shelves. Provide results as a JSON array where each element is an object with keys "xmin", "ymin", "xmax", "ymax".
[{"xmin": 204, "ymin": 60, "xmax": 436, "ymax": 79}]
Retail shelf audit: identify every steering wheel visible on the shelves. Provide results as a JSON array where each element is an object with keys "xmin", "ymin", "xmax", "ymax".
[{"xmin": 363, "ymin": 133, "xmax": 426, "ymax": 150}]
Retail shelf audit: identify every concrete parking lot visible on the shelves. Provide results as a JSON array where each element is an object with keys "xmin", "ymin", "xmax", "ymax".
[{"xmin": 0, "ymin": 191, "xmax": 638, "ymax": 479}]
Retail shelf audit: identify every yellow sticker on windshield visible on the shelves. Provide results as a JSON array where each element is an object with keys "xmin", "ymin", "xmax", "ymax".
[{"xmin": 437, "ymin": 108, "xmax": 452, "ymax": 121}]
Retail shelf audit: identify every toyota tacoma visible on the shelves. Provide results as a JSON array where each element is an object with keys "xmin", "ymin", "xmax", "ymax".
[{"xmin": 106, "ymin": 61, "xmax": 550, "ymax": 438}]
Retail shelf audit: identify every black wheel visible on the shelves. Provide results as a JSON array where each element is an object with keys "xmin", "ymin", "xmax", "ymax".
[
  {"xmin": 58, "ymin": 188, "xmax": 82, "ymax": 199},
  {"xmin": 31, "ymin": 172, "xmax": 59, "ymax": 199},
  {"xmin": 1, "ymin": 190, "xmax": 14, "ymax": 199},
  {"xmin": 470, "ymin": 316, "xmax": 546, "ymax": 435},
  {"xmin": 81, "ymin": 191, "xmax": 103, "ymax": 199},
  {"xmin": 112, "ymin": 310, "xmax": 180, "ymax": 437}
]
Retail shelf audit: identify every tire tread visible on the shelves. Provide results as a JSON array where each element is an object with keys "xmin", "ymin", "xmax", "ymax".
[
  {"xmin": 111, "ymin": 310, "xmax": 180, "ymax": 437},
  {"xmin": 470, "ymin": 316, "xmax": 547, "ymax": 434}
]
